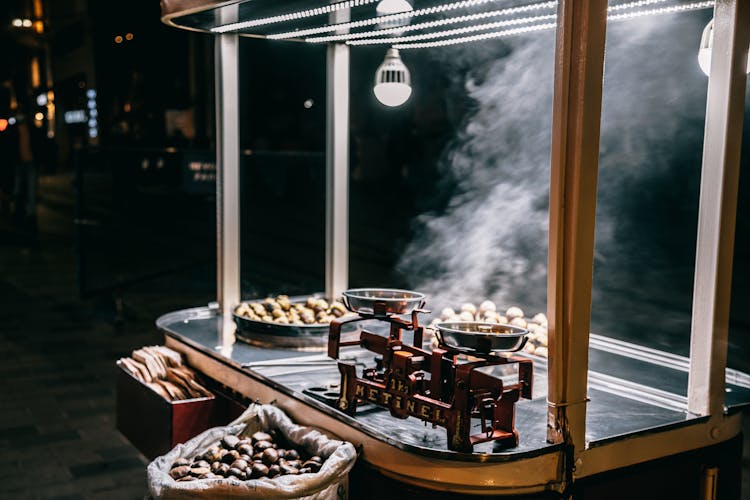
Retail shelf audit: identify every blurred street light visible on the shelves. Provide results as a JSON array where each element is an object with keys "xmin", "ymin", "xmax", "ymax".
[
  {"xmin": 114, "ymin": 33, "xmax": 135, "ymax": 44},
  {"xmin": 11, "ymin": 18, "xmax": 34, "ymax": 28}
]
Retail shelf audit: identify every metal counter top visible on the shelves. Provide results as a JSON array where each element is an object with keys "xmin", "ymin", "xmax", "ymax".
[{"xmin": 157, "ymin": 306, "xmax": 750, "ymax": 461}]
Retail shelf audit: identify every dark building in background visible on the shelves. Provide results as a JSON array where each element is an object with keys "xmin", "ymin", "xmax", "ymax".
[
  {"xmin": 0, "ymin": 0, "xmax": 214, "ymax": 172},
  {"xmin": 0, "ymin": 0, "xmax": 219, "ymax": 303},
  {"xmin": 86, "ymin": 0, "xmax": 214, "ymax": 151}
]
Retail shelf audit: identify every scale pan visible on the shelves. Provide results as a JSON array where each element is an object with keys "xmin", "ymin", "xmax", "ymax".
[
  {"xmin": 342, "ymin": 288, "xmax": 425, "ymax": 316},
  {"xmin": 434, "ymin": 321, "xmax": 528, "ymax": 354}
]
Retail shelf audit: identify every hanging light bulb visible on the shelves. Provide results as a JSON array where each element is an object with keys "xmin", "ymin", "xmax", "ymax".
[
  {"xmin": 698, "ymin": 18, "xmax": 750, "ymax": 76},
  {"xmin": 376, "ymin": 0, "xmax": 413, "ymax": 30},
  {"xmin": 376, "ymin": 0, "xmax": 413, "ymax": 16},
  {"xmin": 373, "ymin": 48, "xmax": 412, "ymax": 107}
]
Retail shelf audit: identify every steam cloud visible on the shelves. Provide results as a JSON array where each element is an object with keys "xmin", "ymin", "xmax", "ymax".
[
  {"xmin": 397, "ymin": 10, "xmax": 715, "ymax": 347},
  {"xmin": 398, "ymin": 30, "xmax": 555, "ymax": 313}
]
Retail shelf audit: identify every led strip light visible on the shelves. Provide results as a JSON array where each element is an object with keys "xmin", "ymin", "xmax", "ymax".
[
  {"xmin": 213, "ymin": 0, "xmax": 713, "ymax": 43},
  {"xmin": 210, "ymin": 0, "xmax": 378, "ymax": 33},
  {"xmin": 608, "ymin": 0, "xmax": 714, "ymax": 20},
  {"xmin": 267, "ymin": 0, "xmax": 556, "ymax": 40},
  {"xmin": 346, "ymin": 14, "xmax": 557, "ymax": 46},
  {"xmin": 608, "ymin": 0, "xmax": 676, "ymax": 11},
  {"xmin": 388, "ymin": 22, "xmax": 557, "ymax": 49},
  {"xmin": 306, "ymin": 0, "xmax": 673, "ymax": 44},
  {"xmin": 306, "ymin": 5, "xmax": 557, "ymax": 43},
  {"xmin": 390, "ymin": 0, "xmax": 714, "ymax": 49}
]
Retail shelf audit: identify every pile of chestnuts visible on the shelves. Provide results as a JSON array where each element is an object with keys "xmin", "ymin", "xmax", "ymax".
[
  {"xmin": 431, "ymin": 301, "xmax": 549, "ymax": 358},
  {"xmin": 235, "ymin": 295, "xmax": 348, "ymax": 326},
  {"xmin": 169, "ymin": 430, "xmax": 324, "ymax": 482}
]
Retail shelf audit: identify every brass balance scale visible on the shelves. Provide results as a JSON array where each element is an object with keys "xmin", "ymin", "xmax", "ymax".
[{"xmin": 327, "ymin": 289, "xmax": 533, "ymax": 453}]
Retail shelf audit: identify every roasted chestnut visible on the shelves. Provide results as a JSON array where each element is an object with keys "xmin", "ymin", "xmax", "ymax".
[
  {"xmin": 222, "ymin": 435, "xmax": 240, "ymax": 450},
  {"xmin": 285, "ymin": 459, "xmax": 302, "ymax": 469},
  {"xmin": 171, "ymin": 458, "xmax": 190, "ymax": 468},
  {"xmin": 251, "ymin": 431, "xmax": 272, "ymax": 443},
  {"xmin": 170, "ymin": 465, "xmax": 191, "ymax": 479},
  {"xmin": 302, "ymin": 460, "xmax": 322, "ymax": 472},
  {"xmin": 228, "ymin": 467, "xmax": 246, "ymax": 480},
  {"xmin": 203, "ymin": 446, "xmax": 223, "ymax": 463},
  {"xmin": 237, "ymin": 443, "xmax": 253, "ymax": 456},
  {"xmin": 279, "ymin": 463, "xmax": 299, "ymax": 475},
  {"xmin": 222, "ymin": 450, "xmax": 240, "ymax": 464},
  {"xmin": 189, "ymin": 467, "xmax": 210, "ymax": 476},
  {"xmin": 230, "ymin": 459, "xmax": 248, "ymax": 471},
  {"xmin": 254, "ymin": 440, "xmax": 273, "ymax": 452},
  {"xmin": 250, "ymin": 463, "xmax": 269, "ymax": 479},
  {"xmin": 262, "ymin": 448, "xmax": 279, "ymax": 465}
]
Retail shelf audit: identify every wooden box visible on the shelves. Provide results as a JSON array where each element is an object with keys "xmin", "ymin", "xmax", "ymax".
[{"xmin": 116, "ymin": 363, "xmax": 215, "ymax": 460}]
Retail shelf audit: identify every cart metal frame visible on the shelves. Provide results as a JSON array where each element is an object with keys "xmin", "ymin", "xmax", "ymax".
[{"xmin": 160, "ymin": 0, "xmax": 750, "ymax": 493}]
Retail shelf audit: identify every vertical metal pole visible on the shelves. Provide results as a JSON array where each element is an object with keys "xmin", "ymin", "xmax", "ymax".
[
  {"xmin": 215, "ymin": 33, "xmax": 241, "ymax": 345},
  {"xmin": 325, "ymin": 37, "xmax": 350, "ymax": 301},
  {"xmin": 701, "ymin": 467, "xmax": 719, "ymax": 500},
  {"xmin": 546, "ymin": 0, "xmax": 608, "ymax": 458},
  {"xmin": 688, "ymin": 0, "xmax": 749, "ymax": 416}
]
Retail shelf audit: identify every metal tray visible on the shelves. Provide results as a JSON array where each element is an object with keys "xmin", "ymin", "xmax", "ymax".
[
  {"xmin": 233, "ymin": 297, "xmax": 352, "ymax": 350},
  {"xmin": 342, "ymin": 288, "xmax": 425, "ymax": 316},
  {"xmin": 434, "ymin": 322, "xmax": 528, "ymax": 354},
  {"xmin": 233, "ymin": 317, "xmax": 360, "ymax": 350},
  {"xmin": 233, "ymin": 312, "xmax": 330, "ymax": 337}
]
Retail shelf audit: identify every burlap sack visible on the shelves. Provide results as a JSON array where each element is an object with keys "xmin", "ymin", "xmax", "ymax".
[{"xmin": 147, "ymin": 404, "xmax": 356, "ymax": 499}]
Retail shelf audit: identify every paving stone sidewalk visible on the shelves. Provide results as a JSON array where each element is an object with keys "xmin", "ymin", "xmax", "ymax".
[{"xmin": 0, "ymin": 197, "xmax": 210, "ymax": 499}]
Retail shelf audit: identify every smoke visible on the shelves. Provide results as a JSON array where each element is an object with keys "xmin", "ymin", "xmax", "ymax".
[
  {"xmin": 397, "ymin": 9, "xmax": 714, "ymax": 344},
  {"xmin": 592, "ymin": 13, "xmax": 710, "ymax": 348},
  {"xmin": 397, "ymin": 29, "xmax": 555, "ymax": 313}
]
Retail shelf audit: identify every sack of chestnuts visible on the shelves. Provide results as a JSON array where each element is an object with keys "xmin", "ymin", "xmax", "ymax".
[
  {"xmin": 168, "ymin": 430, "xmax": 325, "ymax": 482},
  {"xmin": 147, "ymin": 404, "xmax": 357, "ymax": 499}
]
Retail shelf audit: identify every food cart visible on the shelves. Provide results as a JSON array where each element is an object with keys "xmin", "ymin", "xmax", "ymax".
[{"xmin": 121, "ymin": 0, "xmax": 750, "ymax": 497}]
